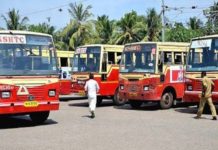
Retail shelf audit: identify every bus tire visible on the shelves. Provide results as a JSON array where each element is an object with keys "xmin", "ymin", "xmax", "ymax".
[
  {"xmin": 97, "ymin": 97, "xmax": 103, "ymax": 106},
  {"xmin": 129, "ymin": 100, "xmax": 142, "ymax": 109},
  {"xmin": 160, "ymin": 92, "xmax": 173, "ymax": 109},
  {"xmin": 113, "ymin": 88, "xmax": 126, "ymax": 106},
  {"xmin": 29, "ymin": 111, "xmax": 50, "ymax": 124}
]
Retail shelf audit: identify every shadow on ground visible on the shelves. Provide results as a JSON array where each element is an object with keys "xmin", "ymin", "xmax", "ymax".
[
  {"xmin": 60, "ymin": 97, "xmax": 87, "ymax": 102},
  {"xmin": 115, "ymin": 102, "xmax": 199, "ymax": 112},
  {"xmin": 114, "ymin": 102, "xmax": 160, "ymax": 111},
  {"xmin": 0, "ymin": 116, "xmax": 57, "ymax": 129},
  {"xmin": 68, "ymin": 99, "xmax": 114, "ymax": 108},
  {"xmin": 174, "ymin": 104, "xmax": 218, "ymax": 115}
]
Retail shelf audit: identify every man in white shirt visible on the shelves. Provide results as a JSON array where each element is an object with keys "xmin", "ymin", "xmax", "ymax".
[{"xmin": 84, "ymin": 73, "xmax": 100, "ymax": 118}]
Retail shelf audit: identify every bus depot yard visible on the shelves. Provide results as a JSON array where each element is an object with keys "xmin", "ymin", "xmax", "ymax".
[{"xmin": 0, "ymin": 99, "xmax": 218, "ymax": 150}]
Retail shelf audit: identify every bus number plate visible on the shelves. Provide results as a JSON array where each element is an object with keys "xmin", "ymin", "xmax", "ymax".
[
  {"xmin": 79, "ymin": 91, "xmax": 86, "ymax": 96},
  {"xmin": 129, "ymin": 93, "xmax": 137, "ymax": 97},
  {"xmin": 24, "ymin": 101, "xmax": 39, "ymax": 107}
]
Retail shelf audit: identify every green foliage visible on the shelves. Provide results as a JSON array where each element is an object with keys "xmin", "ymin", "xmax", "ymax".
[
  {"xmin": 4, "ymin": 2, "xmax": 218, "ymax": 48},
  {"xmin": 166, "ymin": 23, "xmax": 204, "ymax": 42},
  {"xmin": 1, "ymin": 8, "xmax": 29, "ymax": 30},
  {"xmin": 28, "ymin": 23, "xmax": 55, "ymax": 35},
  {"xmin": 145, "ymin": 8, "xmax": 161, "ymax": 41},
  {"xmin": 95, "ymin": 15, "xmax": 114, "ymax": 44},
  {"xmin": 114, "ymin": 11, "xmax": 147, "ymax": 45},
  {"xmin": 67, "ymin": 2, "xmax": 94, "ymax": 50}
]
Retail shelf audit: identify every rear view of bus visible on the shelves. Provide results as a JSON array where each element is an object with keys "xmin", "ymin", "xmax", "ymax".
[
  {"xmin": 184, "ymin": 35, "xmax": 218, "ymax": 104},
  {"xmin": 0, "ymin": 30, "xmax": 59, "ymax": 124},
  {"xmin": 71, "ymin": 45, "xmax": 123, "ymax": 105},
  {"xmin": 118, "ymin": 42, "xmax": 189, "ymax": 109}
]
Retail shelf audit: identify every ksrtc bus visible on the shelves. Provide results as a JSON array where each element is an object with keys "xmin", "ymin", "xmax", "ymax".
[
  {"xmin": 118, "ymin": 42, "xmax": 189, "ymax": 109},
  {"xmin": 183, "ymin": 35, "xmax": 218, "ymax": 104},
  {"xmin": 0, "ymin": 30, "xmax": 59, "ymax": 123},
  {"xmin": 56, "ymin": 50, "xmax": 74, "ymax": 97},
  {"xmin": 71, "ymin": 44, "xmax": 123, "ymax": 105}
]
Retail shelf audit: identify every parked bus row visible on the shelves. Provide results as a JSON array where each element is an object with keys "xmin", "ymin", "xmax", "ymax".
[{"xmin": 0, "ymin": 30, "xmax": 217, "ymax": 124}]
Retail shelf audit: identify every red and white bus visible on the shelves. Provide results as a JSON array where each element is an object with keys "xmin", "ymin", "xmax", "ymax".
[
  {"xmin": 56, "ymin": 50, "xmax": 74, "ymax": 98},
  {"xmin": 71, "ymin": 44, "xmax": 123, "ymax": 105},
  {"xmin": 183, "ymin": 35, "xmax": 218, "ymax": 104},
  {"xmin": 0, "ymin": 30, "xmax": 59, "ymax": 123},
  {"xmin": 118, "ymin": 42, "xmax": 189, "ymax": 109}
]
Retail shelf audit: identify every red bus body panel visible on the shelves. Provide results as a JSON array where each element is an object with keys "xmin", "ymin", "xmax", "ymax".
[
  {"xmin": 72, "ymin": 66, "xmax": 119, "ymax": 97},
  {"xmin": 59, "ymin": 80, "xmax": 72, "ymax": 95},
  {"xmin": 183, "ymin": 72, "xmax": 218, "ymax": 103},
  {"xmin": 0, "ymin": 76, "xmax": 59, "ymax": 115},
  {"xmin": 119, "ymin": 67, "xmax": 185, "ymax": 102}
]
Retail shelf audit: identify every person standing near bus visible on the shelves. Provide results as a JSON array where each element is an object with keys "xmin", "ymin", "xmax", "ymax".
[
  {"xmin": 84, "ymin": 73, "xmax": 100, "ymax": 118},
  {"xmin": 195, "ymin": 71, "xmax": 217, "ymax": 120}
]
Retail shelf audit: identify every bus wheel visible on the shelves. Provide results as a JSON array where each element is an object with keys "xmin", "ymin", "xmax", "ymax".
[
  {"xmin": 29, "ymin": 111, "xmax": 50, "ymax": 124},
  {"xmin": 129, "ymin": 100, "xmax": 142, "ymax": 109},
  {"xmin": 113, "ymin": 88, "xmax": 126, "ymax": 106},
  {"xmin": 160, "ymin": 92, "xmax": 173, "ymax": 109},
  {"xmin": 97, "ymin": 97, "xmax": 103, "ymax": 106}
]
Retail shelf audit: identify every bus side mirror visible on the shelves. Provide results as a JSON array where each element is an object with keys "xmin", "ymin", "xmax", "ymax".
[{"xmin": 160, "ymin": 74, "xmax": 165, "ymax": 82}]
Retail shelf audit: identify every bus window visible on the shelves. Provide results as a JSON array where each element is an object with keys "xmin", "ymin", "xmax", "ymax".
[
  {"xmin": 164, "ymin": 52, "xmax": 172, "ymax": 64},
  {"xmin": 158, "ymin": 51, "xmax": 164, "ymax": 73},
  {"xmin": 102, "ymin": 52, "xmax": 107, "ymax": 72},
  {"xmin": 60, "ymin": 57, "xmax": 68, "ymax": 67},
  {"xmin": 174, "ymin": 52, "xmax": 182, "ymax": 64},
  {"xmin": 117, "ymin": 52, "xmax": 122, "ymax": 64},
  {"xmin": 108, "ymin": 52, "xmax": 115, "ymax": 64}
]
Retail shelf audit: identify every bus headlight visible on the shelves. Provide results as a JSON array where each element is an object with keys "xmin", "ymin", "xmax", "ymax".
[
  {"xmin": 143, "ymin": 86, "xmax": 149, "ymax": 91},
  {"xmin": 187, "ymin": 85, "xmax": 193, "ymax": 91},
  {"xmin": 49, "ymin": 90, "xmax": 56, "ymax": 97},
  {"xmin": 2, "ymin": 91, "xmax": 10, "ymax": 98},
  {"xmin": 120, "ymin": 85, "xmax": 124, "ymax": 90}
]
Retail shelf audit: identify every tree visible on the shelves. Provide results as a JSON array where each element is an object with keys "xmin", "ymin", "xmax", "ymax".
[
  {"xmin": 95, "ymin": 15, "xmax": 114, "ymax": 44},
  {"xmin": 1, "ymin": 8, "xmax": 29, "ymax": 30},
  {"xmin": 166, "ymin": 22, "xmax": 203, "ymax": 42},
  {"xmin": 187, "ymin": 17, "xmax": 203, "ymax": 30},
  {"xmin": 114, "ymin": 11, "xmax": 146, "ymax": 45},
  {"xmin": 67, "ymin": 2, "xmax": 94, "ymax": 50},
  {"xmin": 204, "ymin": 2, "xmax": 218, "ymax": 34},
  {"xmin": 145, "ymin": 8, "xmax": 161, "ymax": 41},
  {"xmin": 28, "ymin": 23, "xmax": 55, "ymax": 35}
]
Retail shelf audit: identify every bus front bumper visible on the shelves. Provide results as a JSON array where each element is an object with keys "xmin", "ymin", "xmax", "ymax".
[
  {"xmin": 0, "ymin": 100, "xmax": 59, "ymax": 115},
  {"xmin": 119, "ymin": 90, "xmax": 160, "ymax": 102}
]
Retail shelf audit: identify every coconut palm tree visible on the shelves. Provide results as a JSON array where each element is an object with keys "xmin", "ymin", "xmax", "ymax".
[
  {"xmin": 1, "ymin": 8, "xmax": 29, "ymax": 30},
  {"xmin": 67, "ymin": 2, "xmax": 94, "ymax": 49},
  {"xmin": 187, "ymin": 17, "xmax": 203, "ymax": 30},
  {"xmin": 145, "ymin": 8, "xmax": 161, "ymax": 41},
  {"xmin": 114, "ymin": 11, "xmax": 146, "ymax": 45},
  {"xmin": 95, "ymin": 15, "xmax": 114, "ymax": 44}
]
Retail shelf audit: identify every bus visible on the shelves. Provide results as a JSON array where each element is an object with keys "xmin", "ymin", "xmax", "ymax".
[
  {"xmin": 56, "ymin": 50, "xmax": 74, "ymax": 97},
  {"xmin": 183, "ymin": 35, "xmax": 218, "ymax": 104},
  {"xmin": 118, "ymin": 42, "xmax": 189, "ymax": 109},
  {"xmin": 0, "ymin": 30, "xmax": 59, "ymax": 123},
  {"xmin": 71, "ymin": 44, "xmax": 123, "ymax": 105}
]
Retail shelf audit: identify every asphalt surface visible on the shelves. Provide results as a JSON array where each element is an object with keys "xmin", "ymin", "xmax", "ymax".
[{"xmin": 0, "ymin": 99, "xmax": 218, "ymax": 150}]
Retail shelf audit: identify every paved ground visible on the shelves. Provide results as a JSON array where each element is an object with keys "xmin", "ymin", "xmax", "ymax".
[{"xmin": 0, "ymin": 99, "xmax": 218, "ymax": 150}]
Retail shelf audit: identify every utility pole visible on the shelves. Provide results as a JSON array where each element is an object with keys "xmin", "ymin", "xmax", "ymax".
[{"xmin": 161, "ymin": 0, "xmax": 165, "ymax": 42}]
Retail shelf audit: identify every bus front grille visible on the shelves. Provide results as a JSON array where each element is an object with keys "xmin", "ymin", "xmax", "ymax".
[{"xmin": 17, "ymin": 87, "xmax": 44, "ymax": 101}]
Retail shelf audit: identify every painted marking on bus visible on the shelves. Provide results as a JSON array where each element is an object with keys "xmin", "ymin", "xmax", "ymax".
[{"xmin": 17, "ymin": 86, "xmax": 29, "ymax": 95}]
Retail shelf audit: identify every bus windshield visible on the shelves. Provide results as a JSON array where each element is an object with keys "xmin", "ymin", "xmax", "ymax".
[
  {"xmin": 120, "ymin": 44, "xmax": 156, "ymax": 73},
  {"xmin": 72, "ymin": 46, "xmax": 100, "ymax": 72},
  {"xmin": 0, "ymin": 34, "xmax": 57, "ymax": 76},
  {"xmin": 187, "ymin": 38, "xmax": 218, "ymax": 72}
]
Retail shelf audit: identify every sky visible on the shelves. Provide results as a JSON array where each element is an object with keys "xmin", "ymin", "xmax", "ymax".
[{"xmin": 0, "ymin": 0, "xmax": 217, "ymax": 30}]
